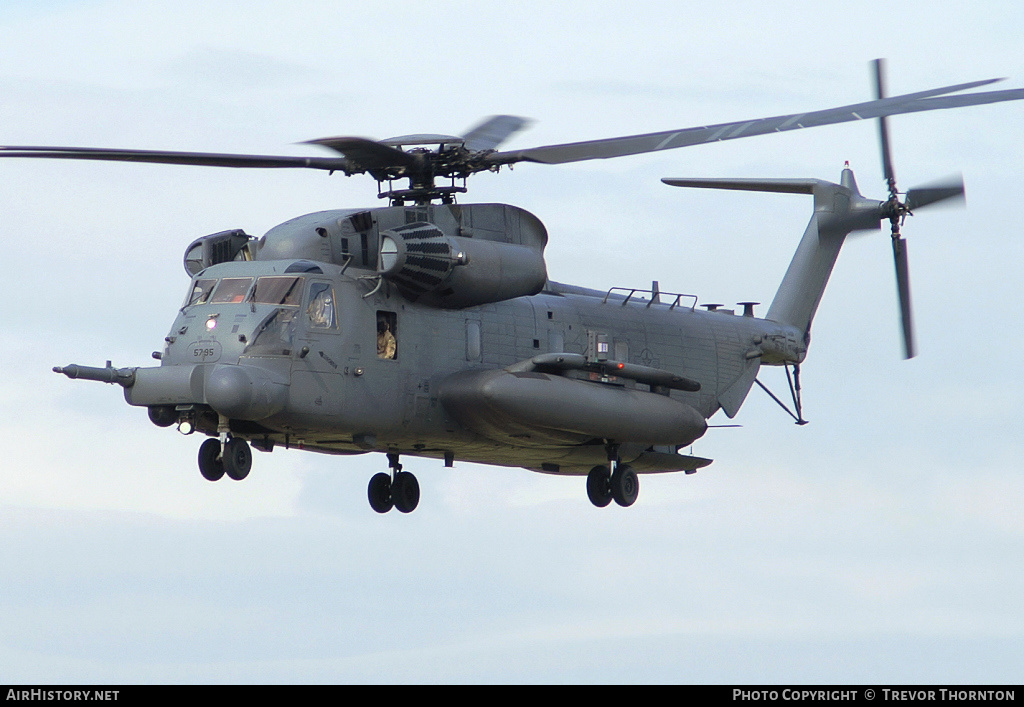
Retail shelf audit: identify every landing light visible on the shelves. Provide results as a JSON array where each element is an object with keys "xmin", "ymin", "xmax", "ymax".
[
  {"xmin": 205, "ymin": 316, "xmax": 218, "ymax": 331},
  {"xmin": 177, "ymin": 420, "xmax": 194, "ymax": 435}
]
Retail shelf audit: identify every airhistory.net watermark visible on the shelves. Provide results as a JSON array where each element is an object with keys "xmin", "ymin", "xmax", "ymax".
[{"xmin": 6, "ymin": 691, "xmax": 119, "ymax": 701}]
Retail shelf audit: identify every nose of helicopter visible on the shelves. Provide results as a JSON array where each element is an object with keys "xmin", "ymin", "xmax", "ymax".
[{"xmin": 204, "ymin": 363, "xmax": 289, "ymax": 420}]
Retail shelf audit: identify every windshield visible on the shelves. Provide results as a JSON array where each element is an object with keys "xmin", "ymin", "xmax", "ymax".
[
  {"xmin": 185, "ymin": 275, "xmax": 306, "ymax": 309},
  {"xmin": 209, "ymin": 277, "xmax": 254, "ymax": 304},
  {"xmin": 186, "ymin": 278, "xmax": 217, "ymax": 306},
  {"xmin": 249, "ymin": 276, "xmax": 302, "ymax": 306}
]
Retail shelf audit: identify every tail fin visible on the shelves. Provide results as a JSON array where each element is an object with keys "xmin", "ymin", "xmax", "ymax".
[
  {"xmin": 765, "ymin": 168, "xmax": 884, "ymax": 336},
  {"xmin": 664, "ymin": 168, "xmax": 882, "ymax": 340}
]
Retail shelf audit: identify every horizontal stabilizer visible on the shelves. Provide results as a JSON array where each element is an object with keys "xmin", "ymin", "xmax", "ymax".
[
  {"xmin": 662, "ymin": 177, "xmax": 825, "ymax": 194},
  {"xmin": 666, "ymin": 159, "xmax": 967, "ymax": 357},
  {"xmin": 664, "ymin": 173, "xmax": 883, "ymax": 234}
]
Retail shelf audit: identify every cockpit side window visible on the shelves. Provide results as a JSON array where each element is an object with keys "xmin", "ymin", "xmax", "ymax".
[
  {"xmin": 209, "ymin": 277, "xmax": 254, "ymax": 304},
  {"xmin": 250, "ymin": 276, "xmax": 302, "ymax": 306},
  {"xmin": 186, "ymin": 278, "xmax": 217, "ymax": 307},
  {"xmin": 306, "ymin": 282, "xmax": 336, "ymax": 329},
  {"xmin": 245, "ymin": 308, "xmax": 297, "ymax": 357}
]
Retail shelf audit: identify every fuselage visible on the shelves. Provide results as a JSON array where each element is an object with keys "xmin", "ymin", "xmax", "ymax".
[{"xmin": 131, "ymin": 249, "xmax": 804, "ymax": 474}]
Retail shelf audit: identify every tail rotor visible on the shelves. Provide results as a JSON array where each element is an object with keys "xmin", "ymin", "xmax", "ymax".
[{"xmin": 872, "ymin": 58, "xmax": 966, "ymax": 359}]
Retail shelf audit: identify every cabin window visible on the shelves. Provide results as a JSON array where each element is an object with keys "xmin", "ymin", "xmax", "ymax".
[{"xmin": 306, "ymin": 282, "xmax": 336, "ymax": 329}]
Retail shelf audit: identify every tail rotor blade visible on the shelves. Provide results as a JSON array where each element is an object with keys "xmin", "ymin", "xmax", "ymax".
[
  {"xmin": 873, "ymin": 58, "xmax": 898, "ymax": 195},
  {"xmin": 892, "ymin": 236, "xmax": 917, "ymax": 359},
  {"xmin": 904, "ymin": 175, "xmax": 966, "ymax": 210}
]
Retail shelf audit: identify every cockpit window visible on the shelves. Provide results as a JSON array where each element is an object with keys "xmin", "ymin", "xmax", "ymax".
[
  {"xmin": 186, "ymin": 278, "xmax": 217, "ymax": 306},
  {"xmin": 306, "ymin": 282, "xmax": 336, "ymax": 329},
  {"xmin": 209, "ymin": 277, "xmax": 254, "ymax": 304},
  {"xmin": 245, "ymin": 308, "xmax": 297, "ymax": 357},
  {"xmin": 249, "ymin": 276, "xmax": 302, "ymax": 306}
]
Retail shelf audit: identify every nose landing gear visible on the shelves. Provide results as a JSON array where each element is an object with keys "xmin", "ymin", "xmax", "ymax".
[
  {"xmin": 197, "ymin": 436, "xmax": 252, "ymax": 482},
  {"xmin": 368, "ymin": 472, "xmax": 394, "ymax": 513},
  {"xmin": 198, "ymin": 438, "xmax": 224, "ymax": 481},
  {"xmin": 368, "ymin": 453, "xmax": 420, "ymax": 514},
  {"xmin": 223, "ymin": 438, "xmax": 252, "ymax": 480}
]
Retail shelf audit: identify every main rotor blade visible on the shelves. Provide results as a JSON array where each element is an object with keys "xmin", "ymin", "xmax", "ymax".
[
  {"xmin": 892, "ymin": 236, "xmax": 917, "ymax": 359},
  {"xmin": 0, "ymin": 145, "xmax": 353, "ymax": 171},
  {"xmin": 488, "ymin": 78, "xmax": 1023, "ymax": 166},
  {"xmin": 2, "ymin": 74, "xmax": 1019, "ymax": 180},
  {"xmin": 904, "ymin": 175, "xmax": 966, "ymax": 211},
  {"xmin": 302, "ymin": 136, "xmax": 420, "ymax": 171},
  {"xmin": 461, "ymin": 115, "xmax": 531, "ymax": 152},
  {"xmin": 873, "ymin": 58, "xmax": 898, "ymax": 194}
]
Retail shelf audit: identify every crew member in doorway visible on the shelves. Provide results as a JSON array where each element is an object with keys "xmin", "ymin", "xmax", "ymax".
[{"xmin": 377, "ymin": 316, "xmax": 396, "ymax": 359}]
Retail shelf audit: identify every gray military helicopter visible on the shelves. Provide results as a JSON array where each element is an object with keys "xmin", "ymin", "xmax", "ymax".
[{"xmin": 6, "ymin": 61, "xmax": 1022, "ymax": 513}]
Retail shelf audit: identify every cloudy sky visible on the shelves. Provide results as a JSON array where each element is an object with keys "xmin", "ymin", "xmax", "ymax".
[{"xmin": 1, "ymin": 0, "xmax": 1022, "ymax": 684}]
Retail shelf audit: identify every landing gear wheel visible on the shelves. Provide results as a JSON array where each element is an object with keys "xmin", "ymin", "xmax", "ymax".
[
  {"xmin": 223, "ymin": 438, "xmax": 252, "ymax": 481},
  {"xmin": 198, "ymin": 438, "xmax": 224, "ymax": 482},
  {"xmin": 611, "ymin": 463, "xmax": 639, "ymax": 507},
  {"xmin": 392, "ymin": 471, "xmax": 420, "ymax": 514},
  {"xmin": 368, "ymin": 472, "xmax": 394, "ymax": 514},
  {"xmin": 587, "ymin": 465, "xmax": 613, "ymax": 507}
]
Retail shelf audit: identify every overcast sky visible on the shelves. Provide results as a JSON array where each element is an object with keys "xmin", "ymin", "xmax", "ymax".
[{"xmin": 1, "ymin": 0, "xmax": 1022, "ymax": 684}]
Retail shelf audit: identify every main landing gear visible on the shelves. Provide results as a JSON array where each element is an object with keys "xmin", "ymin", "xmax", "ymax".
[
  {"xmin": 368, "ymin": 453, "xmax": 420, "ymax": 514},
  {"xmin": 586, "ymin": 444, "xmax": 639, "ymax": 508},
  {"xmin": 198, "ymin": 436, "xmax": 252, "ymax": 482}
]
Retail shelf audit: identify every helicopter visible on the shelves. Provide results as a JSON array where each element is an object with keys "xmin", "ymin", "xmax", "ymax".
[{"xmin": 5, "ymin": 60, "xmax": 1022, "ymax": 513}]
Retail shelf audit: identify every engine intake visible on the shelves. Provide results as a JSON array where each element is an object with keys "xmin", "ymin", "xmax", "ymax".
[
  {"xmin": 378, "ymin": 221, "xmax": 546, "ymax": 307},
  {"xmin": 183, "ymin": 229, "xmax": 253, "ymax": 275}
]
